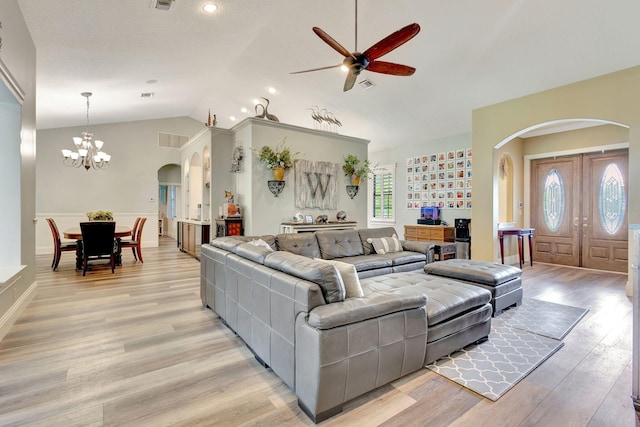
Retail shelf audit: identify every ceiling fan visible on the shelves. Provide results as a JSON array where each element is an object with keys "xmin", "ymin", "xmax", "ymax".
[{"xmin": 291, "ymin": 0, "xmax": 421, "ymax": 92}]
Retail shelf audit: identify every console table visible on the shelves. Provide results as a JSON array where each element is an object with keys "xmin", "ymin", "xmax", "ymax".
[
  {"xmin": 498, "ymin": 227, "xmax": 534, "ymax": 268},
  {"xmin": 280, "ymin": 221, "xmax": 357, "ymax": 234},
  {"xmin": 404, "ymin": 224, "xmax": 455, "ymax": 242}
]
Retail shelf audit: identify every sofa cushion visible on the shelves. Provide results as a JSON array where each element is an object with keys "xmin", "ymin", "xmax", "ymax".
[
  {"xmin": 316, "ymin": 230, "xmax": 364, "ymax": 259},
  {"xmin": 338, "ymin": 254, "xmax": 393, "ymax": 272},
  {"xmin": 315, "ymin": 258, "xmax": 364, "ymax": 298},
  {"xmin": 424, "ymin": 259, "xmax": 522, "ymax": 286},
  {"xmin": 361, "ymin": 272, "xmax": 492, "ymax": 326},
  {"xmin": 358, "ymin": 227, "xmax": 398, "ymax": 255},
  {"xmin": 210, "ymin": 237, "xmax": 248, "ymax": 253},
  {"xmin": 384, "ymin": 251, "xmax": 427, "ymax": 266},
  {"xmin": 236, "ymin": 242, "xmax": 272, "ymax": 264},
  {"xmin": 276, "ymin": 233, "xmax": 321, "ymax": 258},
  {"xmin": 368, "ymin": 236, "xmax": 402, "ymax": 254},
  {"xmin": 307, "ymin": 290, "xmax": 426, "ymax": 329},
  {"xmin": 264, "ymin": 251, "xmax": 345, "ymax": 303},
  {"xmin": 249, "ymin": 238, "xmax": 274, "ymax": 251}
]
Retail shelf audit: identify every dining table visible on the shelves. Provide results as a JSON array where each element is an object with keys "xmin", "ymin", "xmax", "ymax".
[{"xmin": 63, "ymin": 225, "xmax": 132, "ymax": 269}]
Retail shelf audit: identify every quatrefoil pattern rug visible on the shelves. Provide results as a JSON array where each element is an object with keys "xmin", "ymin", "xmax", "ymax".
[{"xmin": 425, "ymin": 299, "xmax": 588, "ymax": 401}]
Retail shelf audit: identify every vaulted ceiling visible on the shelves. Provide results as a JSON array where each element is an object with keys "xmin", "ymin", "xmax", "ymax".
[{"xmin": 17, "ymin": 0, "xmax": 640, "ymax": 151}]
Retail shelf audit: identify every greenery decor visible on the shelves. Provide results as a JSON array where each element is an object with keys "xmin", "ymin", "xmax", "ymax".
[
  {"xmin": 342, "ymin": 154, "xmax": 373, "ymax": 178},
  {"xmin": 254, "ymin": 137, "xmax": 301, "ymax": 170},
  {"xmin": 86, "ymin": 210, "xmax": 114, "ymax": 220}
]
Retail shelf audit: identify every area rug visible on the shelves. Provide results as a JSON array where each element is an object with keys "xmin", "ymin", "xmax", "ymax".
[
  {"xmin": 425, "ymin": 299, "xmax": 588, "ymax": 401},
  {"xmin": 495, "ymin": 298, "xmax": 589, "ymax": 340}
]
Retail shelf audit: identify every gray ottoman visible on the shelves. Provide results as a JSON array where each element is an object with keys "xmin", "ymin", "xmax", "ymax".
[{"xmin": 424, "ymin": 259, "xmax": 523, "ymax": 316}]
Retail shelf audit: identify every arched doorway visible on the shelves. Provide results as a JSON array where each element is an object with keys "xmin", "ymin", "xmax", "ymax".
[{"xmin": 158, "ymin": 164, "xmax": 181, "ymax": 239}]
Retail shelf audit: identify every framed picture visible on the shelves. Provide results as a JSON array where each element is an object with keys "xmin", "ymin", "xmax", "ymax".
[
  {"xmin": 447, "ymin": 151, "xmax": 455, "ymax": 160},
  {"xmin": 407, "ymin": 158, "xmax": 413, "ymax": 166},
  {"xmin": 438, "ymin": 152, "xmax": 446, "ymax": 161},
  {"xmin": 447, "ymin": 171, "xmax": 455, "ymax": 180},
  {"xmin": 305, "ymin": 215, "xmax": 313, "ymax": 224},
  {"xmin": 456, "ymin": 149, "xmax": 465, "ymax": 158},
  {"xmin": 466, "ymin": 148, "xmax": 472, "ymax": 158}
]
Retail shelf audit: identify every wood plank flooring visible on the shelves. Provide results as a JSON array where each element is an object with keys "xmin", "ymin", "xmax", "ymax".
[{"xmin": 0, "ymin": 237, "xmax": 637, "ymax": 426}]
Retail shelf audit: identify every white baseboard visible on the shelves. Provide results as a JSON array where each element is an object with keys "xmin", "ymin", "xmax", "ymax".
[{"xmin": 0, "ymin": 280, "xmax": 38, "ymax": 342}]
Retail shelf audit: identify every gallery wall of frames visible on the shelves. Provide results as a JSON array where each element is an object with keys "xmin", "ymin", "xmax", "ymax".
[{"xmin": 406, "ymin": 148, "xmax": 472, "ymax": 210}]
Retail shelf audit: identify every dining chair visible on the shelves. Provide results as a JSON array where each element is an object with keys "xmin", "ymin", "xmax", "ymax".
[
  {"xmin": 46, "ymin": 217, "xmax": 77, "ymax": 271},
  {"xmin": 120, "ymin": 217, "xmax": 146, "ymax": 263},
  {"xmin": 79, "ymin": 221, "xmax": 117, "ymax": 276}
]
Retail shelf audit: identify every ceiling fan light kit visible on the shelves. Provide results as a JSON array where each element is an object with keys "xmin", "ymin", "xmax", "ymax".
[{"xmin": 291, "ymin": 0, "xmax": 420, "ymax": 91}]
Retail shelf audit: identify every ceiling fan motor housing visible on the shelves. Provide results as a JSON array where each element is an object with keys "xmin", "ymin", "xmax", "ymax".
[{"xmin": 343, "ymin": 53, "xmax": 368, "ymax": 75}]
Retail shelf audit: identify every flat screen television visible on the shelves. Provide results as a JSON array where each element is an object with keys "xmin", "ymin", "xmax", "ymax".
[
  {"xmin": 420, "ymin": 206, "xmax": 440, "ymax": 220},
  {"xmin": 418, "ymin": 206, "xmax": 441, "ymax": 225}
]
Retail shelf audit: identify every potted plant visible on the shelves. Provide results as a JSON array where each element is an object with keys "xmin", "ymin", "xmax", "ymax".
[
  {"xmin": 86, "ymin": 210, "xmax": 114, "ymax": 221},
  {"xmin": 254, "ymin": 137, "xmax": 301, "ymax": 180},
  {"xmin": 343, "ymin": 154, "xmax": 373, "ymax": 186}
]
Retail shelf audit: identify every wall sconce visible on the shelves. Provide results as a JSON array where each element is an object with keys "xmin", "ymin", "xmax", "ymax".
[
  {"xmin": 268, "ymin": 180, "xmax": 286, "ymax": 197},
  {"xmin": 346, "ymin": 185, "xmax": 359, "ymax": 199}
]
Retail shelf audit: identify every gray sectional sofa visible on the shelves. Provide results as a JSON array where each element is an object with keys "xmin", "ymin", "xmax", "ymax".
[{"xmin": 200, "ymin": 227, "xmax": 492, "ymax": 422}]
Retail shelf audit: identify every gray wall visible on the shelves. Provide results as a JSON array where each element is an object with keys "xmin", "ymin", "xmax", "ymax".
[
  {"xmin": 0, "ymin": 0, "xmax": 37, "ymax": 339},
  {"xmin": 35, "ymin": 116, "xmax": 203, "ymax": 253},
  {"xmin": 369, "ymin": 132, "xmax": 472, "ymax": 238}
]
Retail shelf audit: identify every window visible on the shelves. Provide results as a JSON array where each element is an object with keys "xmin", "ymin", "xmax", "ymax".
[
  {"xmin": 371, "ymin": 164, "xmax": 395, "ymax": 221},
  {"xmin": 543, "ymin": 168, "xmax": 564, "ymax": 233},
  {"xmin": 599, "ymin": 163, "xmax": 626, "ymax": 235},
  {"xmin": 168, "ymin": 185, "xmax": 177, "ymax": 218}
]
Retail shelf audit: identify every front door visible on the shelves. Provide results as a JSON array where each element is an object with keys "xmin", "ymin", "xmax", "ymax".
[{"xmin": 530, "ymin": 150, "xmax": 628, "ymax": 272}]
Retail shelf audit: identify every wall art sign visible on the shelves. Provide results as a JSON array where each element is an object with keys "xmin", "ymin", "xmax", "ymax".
[{"xmin": 295, "ymin": 160, "xmax": 339, "ymax": 209}]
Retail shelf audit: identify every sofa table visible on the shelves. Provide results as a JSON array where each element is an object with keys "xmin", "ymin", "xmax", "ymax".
[
  {"xmin": 498, "ymin": 227, "xmax": 534, "ymax": 268},
  {"xmin": 280, "ymin": 221, "xmax": 357, "ymax": 234}
]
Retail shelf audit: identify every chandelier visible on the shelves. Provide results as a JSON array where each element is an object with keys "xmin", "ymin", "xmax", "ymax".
[{"xmin": 61, "ymin": 92, "xmax": 111, "ymax": 170}]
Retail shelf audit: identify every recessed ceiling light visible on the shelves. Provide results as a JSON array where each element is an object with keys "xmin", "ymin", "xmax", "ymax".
[
  {"xmin": 230, "ymin": 116, "xmax": 236, "ymax": 121},
  {"xmin": 240, "ymin": 107, "xmax": 248, "ymax": 113},
  {"xmin": 252, "ymin": 98, "xmax": 261, "ymax": 105},
  {"xmin": 267, "ymin": 86, "xmax": 276, "ymax": 94},
  {"xmin": 146, "ymin": 79, "xmax": 158, "ymax": 84},
  {"xmin": 202, "ymin": 2, "xmax": 217, "ymax": 13}
]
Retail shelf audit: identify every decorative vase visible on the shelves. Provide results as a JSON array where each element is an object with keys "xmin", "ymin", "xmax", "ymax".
[
  {"xmin": 351, "ymin": 174, "xmax": 361, "ymax": 186},
  {"xmin": 272, "ymin": 167, "xmax": 285, "ymax": 181}
]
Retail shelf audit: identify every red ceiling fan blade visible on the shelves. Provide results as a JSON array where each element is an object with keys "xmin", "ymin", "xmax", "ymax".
[
  {"xmin": 313, "ymin": 27, "xmax": 356, "ymax": 59},
  {"xmin": 366, "ymin": 60, "xmax": 416, "ymax": 76},
  {"xmin": 364, "ymin": 23, "xmax": 420, "ymax": 61},
  {"xmin": 343, "ymin": 72, "xmax": 357, "ymax": 92},
  {"xmin": 290, "ymin": 64, "xmax": 341, "ymax": 74}
]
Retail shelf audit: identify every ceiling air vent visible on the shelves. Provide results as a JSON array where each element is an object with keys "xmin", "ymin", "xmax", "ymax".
[
  {"xmin": 358, "ymin": 79, "xmax": 376, "ymax": 90},
  {"xmin": 151, "ymin": 0, "xmax": 175, "ymax": 11}
]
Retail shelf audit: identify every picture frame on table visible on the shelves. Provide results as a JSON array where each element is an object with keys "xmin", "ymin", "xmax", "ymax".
[{"xmin": 304, "ymin": 215, "xmax": 313, "ymax": 224}]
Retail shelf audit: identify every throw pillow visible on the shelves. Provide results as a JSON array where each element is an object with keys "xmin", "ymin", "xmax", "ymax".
[
  {"xmin": 315, "ymin": 258, "xmax": 364, "ymax": 298},
  {"xmin": 367, "ymin": 235, "xmax": 402, "ymax": 255},
  {"xmin": 250, "ymin": 238, "xmax": 274, "ymax": 251}
]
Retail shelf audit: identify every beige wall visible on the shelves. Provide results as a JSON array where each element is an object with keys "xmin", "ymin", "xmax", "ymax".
[
  {"xmin": 524, "ymin": 124, "xmax": 628, "ymax": 156},
  {"xmin": 472, "ymin": 66, "xmax": 640, "ymax": 263}
]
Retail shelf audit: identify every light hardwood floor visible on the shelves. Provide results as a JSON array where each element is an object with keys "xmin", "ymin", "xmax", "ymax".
[{"xmin": 0, "ymin": 237, "xmax": 637, "ymax": 426}]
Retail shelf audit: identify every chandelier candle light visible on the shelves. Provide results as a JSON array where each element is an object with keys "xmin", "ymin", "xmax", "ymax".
[{"xmin": 61, "ymin": 92, "xmax": 111, "ymax": 170}]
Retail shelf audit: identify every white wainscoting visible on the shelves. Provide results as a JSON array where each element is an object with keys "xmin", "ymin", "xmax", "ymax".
[{"xmin": 35, "ymin": 213, "xmax": 159, "ymax": 255}]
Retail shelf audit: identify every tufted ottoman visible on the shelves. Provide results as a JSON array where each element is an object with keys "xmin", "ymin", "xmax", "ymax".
[{"xmin": 424, "ymin": 259, "xmax": 523, "ymax": 316}]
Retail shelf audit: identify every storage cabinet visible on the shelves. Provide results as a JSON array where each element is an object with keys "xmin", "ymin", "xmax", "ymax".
[
  {"xmin": 404, "ymin": 225, "xmax": 455, "ymax": 242},
  {"xmin": 177, "ymin": 220, "xmax": 210, "ymax": 259}
]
